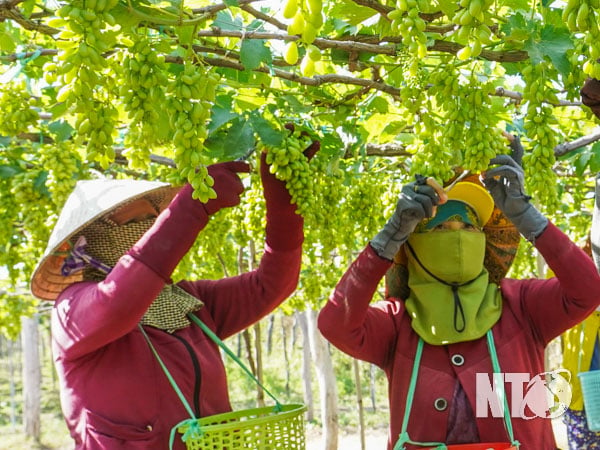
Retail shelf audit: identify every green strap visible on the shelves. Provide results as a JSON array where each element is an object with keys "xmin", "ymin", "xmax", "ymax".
[
  {"xmin": 187, "ymin": 313, "xmax": 282, "ymax": 410},
  {"xmin": 394, "ymin": 338, "xmax": 446, "ymax": 450},
  {"xmin": 486, "ymin": 329, "xmax": 520, "ymax": 449},
  {"xmin": 138, "ymin": 325, "xmax": 202, "ymax": 449},
  {"xmin": 394, "ymin": 331, "xmax": 520, "ymax": 449},
  {"xmin": 140, "ymin": 316, "xmax": 286, "ymax": 449}
]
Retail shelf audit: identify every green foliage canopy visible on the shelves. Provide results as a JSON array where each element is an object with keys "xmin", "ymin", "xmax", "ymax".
[{"xmin": 1, "ymin": 0, "xmax": 600, "ymax": 335}]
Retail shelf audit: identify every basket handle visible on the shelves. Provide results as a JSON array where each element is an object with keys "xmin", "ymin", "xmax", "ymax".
[{"xmin": 187, "ymin": 313, "xmax": 282, "ymax": 410}]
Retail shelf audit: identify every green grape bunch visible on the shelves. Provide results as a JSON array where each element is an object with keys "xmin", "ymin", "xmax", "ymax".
[
  {"xmin": 460, "ymin": 86, "xmax": 506, "ymax": 172},
  {"xmin": 38, "ymin": 142, "xmax": 82, "ymax": 209},
  {"xmin": 283, "ymin": 0, "xmax": 324, "ymax": 77},
  {"xmin": 0, "ymin": 81, "xmax": 39, "ymax": 136},
  {"xmin": 47, "ymin": 0, "xmax": 120, "ymax": 167},
  {"xmin": 521, "ymin": 64, "xmax": 559, "ymax": 209},
  {"xmin": 387, "ymin": 0, "xmax": 428, "ymax": 60},
  {"xmin": 284, "ymin": 0, "xmax": 323, "ymax": 43},
  {"xmin": 10, "ymin": 170, "xmax": 53, "ymax": 247},
  {"xmin": 168, "ymin": 62, "xmax": 220, "ymax": 203},
  {"xmin": 451, "ymin": 0, "xmax": 495, "ymax": 60},
  {"xmin": 120, "ymin": 38, "xmax": 168, "ymax": 169},
  {"xmin": 260, "ymin": 129, "xmax": 316, "ymax": 219},
  {"xmin": 562, "ymin": 0, "xmax": 600, "ymax": 79}
]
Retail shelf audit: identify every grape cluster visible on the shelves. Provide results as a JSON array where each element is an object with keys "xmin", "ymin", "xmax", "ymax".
[
  {"xmin": 521, "ymin": 64, "xmax": 559, "ymax": 209},
  {"xmin": 10, "ymin": 170, "xmax": 53, "ymax": 247},
  {"xmin": 38, "ymin": 142, "xmax": 82, "ymax": 209},
  {"xmin": 411, "ymin": 69, "xmax": 505, "ymax": 179},
  {"xmin": 0, "ymin": 81, "xmax": 39, "ymax": 136},
  {"xmin": 167, "ymin": 61, "xmax": 220, "ymax": 203},
  {"xmin": 261, "ymin": 130, "xmax": 316, "ymax": 219},
  {"xmin": 284, "ymin": 0, "xmax": 323, "ymax": 76},
  {"xmin": 562, "ymin": 0, "xmax": 600, "ymax": 79},
  {"xmin": 451, "ymin": 0, "xmax": 494, "ymax": 60},
  {"xmin": 283, "ymin": 41, "xmax": 321, "ymax": 77},
  {"xmin": 459, "ymin": 86, "xmax": 506, "ymax": 172},
  {"xmin": 403, "ymin": 69, "xmax": 455, "ymax": 182},
  {"xmin": 48, "ymin": 0, "xmax": 119, "ymax": 167},
  {"xmin": 388, "ymin": 0, "xmax": 428, "ymax": 60},
  {"xmin": 284, "ymin": 0, "xmax": 323, "ymax": 44},
  {"xmin": 119, "ymin": 38, "xmax": 168, "ymax": 169},
  {"xmin": 343, "ymin": 169, "xmax": 389, "ymax": 242},
  {"xmin": 230, "ymin": 169, "xmax": 266, "ymax": 247}
]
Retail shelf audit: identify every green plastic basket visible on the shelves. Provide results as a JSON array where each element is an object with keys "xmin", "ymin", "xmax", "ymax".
[
  {"xmin": 578, "ymin": 370, "xmax": 600, "ymax": 432},
  {"xmin": 178, "ymin": 403, "xmax": 307, "ymax": 450}
]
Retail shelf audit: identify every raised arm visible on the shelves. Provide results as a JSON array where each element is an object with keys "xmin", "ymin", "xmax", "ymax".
[{"xmin": 185, "ymin": 134, "xmax": 321, "ymax": 338}]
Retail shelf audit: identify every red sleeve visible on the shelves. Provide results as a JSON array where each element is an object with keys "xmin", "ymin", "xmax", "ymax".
[
  {"xmin": 180, "ymin": 244, "xmax": 302, "ymax": 339},
  {"xmin": 317, "ymin": 245, "xmax": 400, "ymax": 367},
  {"xmin": 501, "ymin": 222, "xmax": 600, "ymax": 344},
  {"xmin": 127, "ymin": 184, "xmax": 209, "ymax": 280},
  {"xmin": 181, "ymin": 168, "xmax": 305, "ymax": 338},
  {"xmin": 52, "ymin": 257, "xmax": 167, "ymax": 360}
]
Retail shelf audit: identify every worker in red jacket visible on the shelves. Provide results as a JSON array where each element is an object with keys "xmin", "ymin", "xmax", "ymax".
[
  {"xmin": 318, "ymin": 144, "xmax": 600, "ymax": 449},
  {"xmin": 30, "ymin": 139, "xmax": 318, "ymax": 449}
]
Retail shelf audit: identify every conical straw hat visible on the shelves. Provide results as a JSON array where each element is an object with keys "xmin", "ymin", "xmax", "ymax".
[{"xmin": 30, "ymin": 178, "xmax": 180, "ymax": 301}]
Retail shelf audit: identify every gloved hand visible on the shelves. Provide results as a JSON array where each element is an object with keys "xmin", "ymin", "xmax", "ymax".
[
  {"xmin": 581, "ymin": 77, "xmax": 600, "ymax": 119},
  {"xmin": 481, "ymin": 138, "xmax": 548, "ymax": 241},
  {"xmin": 370, "ymin": 178, "xmax": 442, "ymax": 261},
  {"xmin": 203, "ymin": 161, "xmax": 250, "ymax": 215}
]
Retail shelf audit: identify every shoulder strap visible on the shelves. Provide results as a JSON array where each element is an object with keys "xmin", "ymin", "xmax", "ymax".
[
  {"xmin": 486, "ymin": 329, "xmax": 520, "ymax": 448},
  {"xmin": 138, "ymin": 324, "xmax": 202, "ymax": 449},
  {"xmin": 186, "ymin": 313, "xmax": 282, "ymax": 410},
  {"xmin": 394, "ymin": 338, "xmax": 446, "ymax": 449}
]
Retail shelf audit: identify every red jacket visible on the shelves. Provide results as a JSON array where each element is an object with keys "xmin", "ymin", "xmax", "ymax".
[
  {"xmin": 51, "ymin": 176, "xmax": 303, "ymax": 449},
  {"xmin": 318, "ymin": 223, "xmax": 600, "ymax": 449}
]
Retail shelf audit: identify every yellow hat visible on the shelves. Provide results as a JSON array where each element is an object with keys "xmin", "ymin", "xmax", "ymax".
[{"xmin": 446, "ymin": 181, "xmax": 494, "ymax": 227}]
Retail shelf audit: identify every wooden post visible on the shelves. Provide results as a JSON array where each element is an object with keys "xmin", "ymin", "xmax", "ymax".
[
  {"xmin": 21, "ymin": 315, "xmax": 41, "ymax": 441},
  {"xmin": 353, "ymin": 359, "xmax": 366, "ymax": 450},
  {"xmin": 306, "ymin": 308, "xmax": 339, "ymax": 450},
  {"xmin": 297, "ymin": 311, "xmax": 314, "ymax": 421}
]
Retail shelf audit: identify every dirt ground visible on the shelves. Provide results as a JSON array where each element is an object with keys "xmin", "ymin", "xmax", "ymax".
[{"xmin": 305, "ymin": 417, "xmax": 569, "ymax": 449}]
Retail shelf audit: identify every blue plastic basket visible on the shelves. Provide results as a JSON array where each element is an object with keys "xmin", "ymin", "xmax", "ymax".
[{"xmin": 578, "ymin": 370, "xmax": 600, "ymax": 431}]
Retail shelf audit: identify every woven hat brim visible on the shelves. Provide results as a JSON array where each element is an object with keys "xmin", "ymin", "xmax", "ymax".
[{"xmin": 30, "ymin": 179, "xmax": 181, "ymax": 301}]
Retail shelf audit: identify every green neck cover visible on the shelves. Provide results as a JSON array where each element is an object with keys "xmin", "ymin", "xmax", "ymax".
[{"xmin": 405, "ymin": 230, "xmax": 502, "ymax": 345}]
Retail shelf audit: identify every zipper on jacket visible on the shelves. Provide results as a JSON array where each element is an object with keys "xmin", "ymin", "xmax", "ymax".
[{"xmin": 171, "ymin": 333, "xmax": 202, "ymax": 418}]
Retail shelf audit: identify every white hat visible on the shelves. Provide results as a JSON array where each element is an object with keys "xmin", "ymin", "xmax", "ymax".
[{"xmin": 30, "ymin": 179, "xmax": 180, "ymax": 301}]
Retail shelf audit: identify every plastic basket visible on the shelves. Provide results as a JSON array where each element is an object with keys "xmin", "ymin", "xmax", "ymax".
[
  {"xmin": 177, "ymin": 403, "xmax": 307, "ymax": 450},
  {"xmin": 578, "ymin": 370, "xmax": 600, "ymax": 431}
]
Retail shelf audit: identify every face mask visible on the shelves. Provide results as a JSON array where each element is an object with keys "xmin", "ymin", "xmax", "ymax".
[
  {"xmin": 404, "ymin": 229, "xmax": 502, "ymax": 345},
  {"xmin": 407, "ymin": 229, "xmax": 486, "ymax": 284}
]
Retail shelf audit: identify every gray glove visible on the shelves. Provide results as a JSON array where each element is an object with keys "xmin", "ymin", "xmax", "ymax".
[
  {"xmin": 370, "ymin": 178, "xmax": 440, "ymax": 260},
  {"xmin": 481, "ymin": 143, "xmax": 548, "ymax": 241}
]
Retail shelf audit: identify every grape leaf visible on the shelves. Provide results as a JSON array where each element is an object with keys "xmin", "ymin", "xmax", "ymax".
[
  {"xmin": 240, "ymin": 39, "xmax": 271, "ymax": 71},
  {"xmin": 250, "ymin": 114, "xmax": 284, "ymax": 147},
  {"xmin": 523, "ymin": 25, "xmax": 573, "ymax": 75}
]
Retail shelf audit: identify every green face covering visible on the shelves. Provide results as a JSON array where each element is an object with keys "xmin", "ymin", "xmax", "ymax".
[{"xmin": 405, "ymin": 229, "xmax": 502, "ymax": 345}]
